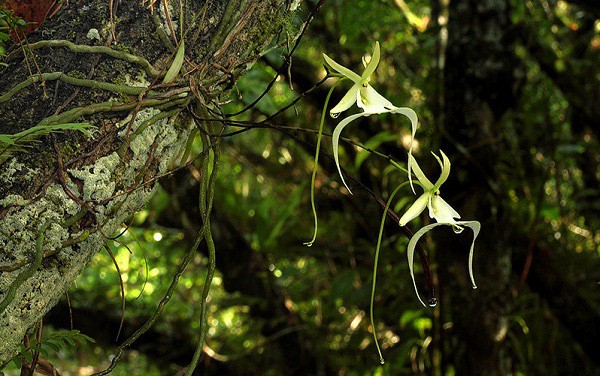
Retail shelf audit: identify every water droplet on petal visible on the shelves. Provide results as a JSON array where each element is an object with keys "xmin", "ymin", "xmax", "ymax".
[
  {"xmin": 428, "ymin": 297, "xmax": 438, "ymax": 307},
  {"xmin": 331, "ymin": 112, "xmax": 340, "ymax": 118},
  {"xmin": 452, "ymin": 224, "xmax": 464, "ymax": 234}
]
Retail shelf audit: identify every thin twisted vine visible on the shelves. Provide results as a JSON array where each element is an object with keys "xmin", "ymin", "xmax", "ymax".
[
  {"xmin": 91, "ymin": 127, "xmax": 219, "ymax": 376},
  {"xmin": 185, "ymin": 130, "xmax": 220, "ymax": 375},
  {"xmin": 6, "ymin": 40, "xmax": 161, "ymax": 77},
  {"xmin": 0, "ymin": 222, "xmax": 50, "ymax": 314}
]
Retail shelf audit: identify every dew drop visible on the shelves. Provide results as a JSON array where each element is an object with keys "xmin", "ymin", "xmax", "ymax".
[{"xmin": 428, "ymin": 297, "xmax": 438, "ymax": 307}]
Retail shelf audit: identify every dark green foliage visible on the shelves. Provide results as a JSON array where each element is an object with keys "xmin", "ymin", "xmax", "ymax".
[
  {"xmin": 0, "ymin": 7, "xmax": 27, "ymax": 65},
  {"xmin": 10, "ymin": 330, "xmax": 94, "ymax": 369},
  {"xmin": 0, "ymin": 122, "xmax": 95, "ymax": 164}
]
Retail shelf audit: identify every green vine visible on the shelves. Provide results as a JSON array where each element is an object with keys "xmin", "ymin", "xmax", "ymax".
[
  {"xmin": 0, "ymin": 72, "xmax": 154, "ymax": 104},
  {"xmin": 0, "ymin": 223, "xmax": 50, "ymax": 315},
  {"xmin": 185, "ymin": 130, "xmax": 220, "ymax": 375},
  {"xmin": 90, "ymin": 123, "xmax": 219, "ymax": 376},
  {"xmin": 7, "ymin": 40, "xmax": 161, "ymax": 77}
]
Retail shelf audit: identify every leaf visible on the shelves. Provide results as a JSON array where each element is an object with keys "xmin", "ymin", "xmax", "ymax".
[
  {"xmin": 0, "ymin": 122, "xmax": 95, "ymax": 164},
  {"xmin": 399, "ymin": 309, "xmax": 423, "ymax": 328},
  {"xmin": 42, "ymin": 340, "xmax": 61, "ymax": 352},
  {"xmin": 354, "ymin": 130, "xmax": 397, "ymax": 169},
  {"xmin": 556, "ymin": 144, "xmax": 584, "ymax": 155},
  {"xmin": 11, "ymin": 354, "xmax": 23, "ymax": 368},
  {"xmin": 23, "ymin": 350, "xmax": 33, "ymax": 362},
  {"xmin": 0, "ymin": 134, "xmax": 15, "ymax": 144},
  {"xmin": 3, "ymin": 0, "xmax": 62, "ymax": 37},
  {"xmin": 163, "ymin": 41, "xmax": 185, "ymax": 83}
]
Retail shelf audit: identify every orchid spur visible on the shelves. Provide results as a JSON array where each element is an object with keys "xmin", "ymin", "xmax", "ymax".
[
  {"xmin": 322, "ymin": 42, "xmax": 419, "ymax": 194},
  {"xmin": 399, "ymin": 151, "xmax": 481, "ymax": 306}
]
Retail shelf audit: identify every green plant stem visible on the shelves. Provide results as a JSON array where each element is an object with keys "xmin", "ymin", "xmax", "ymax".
[
  {"xmin": 0, "ymin": 72, "xmax": 156, "ymax": 104},
  {"xmin": 10, "ymin": 40, "xmax": 161, "ymax": 77},
  {"xmin": 92, "ymin": 135, "xmax": 220, "ymax": 376},
  {"xmin": 186, "ymin": 133, "xmax": 220, "ymax": 376},
  {"xmin": 37, "ymin": 97, "xmax": 180, "ymax": 127},
  {"xmin": 0, "ymin": 230, "xmax": 89, "ymax": 273},
  {"xmin": 0, "ymin": 223, "xmax": 50, "ymax": 314},
  {"xmin": 304, "ymin": 79, "xmax": 342, "ymax": 247},
  {"xmin": 370, "ymin": 181, "xmax": 409, "ymax": 365}
]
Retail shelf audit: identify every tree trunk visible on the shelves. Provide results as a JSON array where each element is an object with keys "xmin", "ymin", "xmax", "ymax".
[
  {"xmin": 441, "ymin": 0, "xmax": 519, "ymax": 374},
  {"xmin": 0, "ymin": 0, "xmax": 294, "ymax": 362}
]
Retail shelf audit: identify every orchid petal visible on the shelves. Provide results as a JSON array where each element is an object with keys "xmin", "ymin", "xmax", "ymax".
[
  {"xmin": 399, "ymin": 193, "xmax": 429, "ymax": 226},
  {"xmin": 406, "ymin": 222, "xmax": 451, "ymax": 307},
  {"xmin": 332, "ymin": 112, "xmax": 371, "ymax": 194},
  {"xmin": 408, "ymin": 154, "xmax": 434, "ymax": 191},
  {"xmin": 429, "ymin": 195, "xmax": 461, "ymax": 223},
  {"xmin": 455, "ymin": 220, "xmax": 481, "ymax": 289},
  {"xmin": 387, "ymin": 107, "xmax": 418, "ymax": 192},
  {"xmin": 433, "ymin": 150, "xmax": 451, "ymax": 190},
  {"xmin": 358, "ymin": 85, "xmax": 395, "ymax": 113},
  {"xmin": 361, "ymin": 41, "xmax": 380, "ymax": 81},
  {"xmin": 330, "ymin": 84, "xmax": 360, "ymax": 117},
  {"xmin": 322, "ymin": 53, "xmax": 361, "ymax": 82},
  {"xmin": 432, "ymin": 152, "xmax": 443, "ymax": 170}
]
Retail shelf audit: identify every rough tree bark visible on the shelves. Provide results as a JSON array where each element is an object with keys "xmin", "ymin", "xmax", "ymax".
[{"xmin": 0, "ymin": 0, "xmax": 295, "ymax": 362}]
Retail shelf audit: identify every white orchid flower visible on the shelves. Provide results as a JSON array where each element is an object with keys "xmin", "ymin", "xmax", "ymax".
[
  {"xmin": 323, "ymin": 42, "xmax": 418, "ymax": 193},
  {"xmin": 399, "ymin": 151, "xmax": 481, "ymax": 306},
  {"xmin": 323, "ymin": 41, "xmax": 395, "ymax": 117},
  {"xmin": 399, "ymin": 150, "xmax": 458, "ymax": 227}
]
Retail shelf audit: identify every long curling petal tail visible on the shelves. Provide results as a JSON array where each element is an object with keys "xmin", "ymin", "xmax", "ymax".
[
  {"xmin": 456, "ymin": 220, "xmax": 482, "ymax": 289},
  {"xmin": 389, "ymin": 107, "xmax": 418, "ymax": 193},
  {"xmin": 332, "ymin": 113, "xmax": 370, "ymax": 194}
]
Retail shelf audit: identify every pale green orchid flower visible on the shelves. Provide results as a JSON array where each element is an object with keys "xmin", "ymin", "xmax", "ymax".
[
  {"xmin": 399, "ymin": 151, "xmax": 481, "ymax": 306},
  {"xmin": 399, "ymin": 150, "xmax": 458, "ymax": 227},
  {"xmin": 323, "ymin": 41, "xmax": 395, "ymax": 117},
  {"xmin": 323, "ymin": 42, "xmax": 418, "ymax": 193}
]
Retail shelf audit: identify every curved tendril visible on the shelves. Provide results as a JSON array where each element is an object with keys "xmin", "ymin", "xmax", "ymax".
[
  {"xmin": 304, "ymin": 78, "xmax": 344, "ymax": 247},
  {"xmin": 370, "ymin": 181, "xmax": 409, "ymax": 364}
]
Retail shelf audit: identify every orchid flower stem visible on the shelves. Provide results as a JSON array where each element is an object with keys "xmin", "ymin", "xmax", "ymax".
[
  {"xmin": 371, "ymin": 194, "xmax": 436, "ymax": 304},
  {"xmin": 304, "ymin": 78, "xmax": 344, "ymax": 247},
  {"xmin": 370, "ymin": 181, "xmax": 409, "ymax": 365},
  {"xmin": 389, "ymin": 159, "xmax": 409, "ymax": 175}
]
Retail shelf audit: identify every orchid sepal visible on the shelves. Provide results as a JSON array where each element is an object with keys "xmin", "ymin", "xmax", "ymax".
[{"xmin": 332, "ymin": 107, "xmax": 418, "ymax": 194}]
